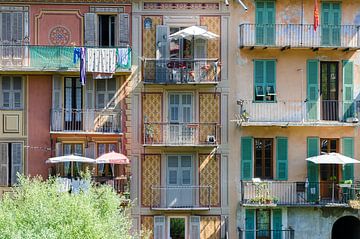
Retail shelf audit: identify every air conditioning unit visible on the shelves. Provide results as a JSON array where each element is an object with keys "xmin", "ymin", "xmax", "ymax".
[{"xmin": 206, "ymin": 135, "xmax": 216, "ymax": 144}]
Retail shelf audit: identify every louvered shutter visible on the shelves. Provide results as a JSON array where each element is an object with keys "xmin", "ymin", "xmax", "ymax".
[
  {"xmin": 118, "ymin": 13, "xmax": 129, "ymax": 46},
  {"xmin": 276, "ymin": 137, "xmax": 288, "ymax": 180},
  {"xmin": 342, "ymin": 60, "xmax": 354, "ymax": 120},
  {"xmin": 331, "ymin": 3, "xmax": 341, "ymax": 46},
  {"xmin": 0, "ymin": 143, "xmax": 9, "ymax": 186},
  {"xmin": 272, "ymin": 209, "xmax": 283, "ymax": 239},
  {"xmin": 84, "ymin": 77, "xmax": 94, "ymax": 131},
  {"xmin": 2, "ymin": 13, "xmax": 11, "ymax": 43},
  {"xmin": 265, "ymin": 60, "xmax": 276, "ymax": 100},
  {"xmin": 254, "ymin": 60, "xmax": 264, "ymax": 101},
  {"xmin": 11, "ymin": 143, "xmax": 23, "ymax": 185},
  {"xmin": 307, "ymin": 137, "xmax": 319, "ymax": 202},
  {"xmin": 265, "ymin": 1, "xmax": 275, "ymax": 45},
  {"xmin": 84, "ymin": 13, "xmax": 97, "ymax": 46},
  {"xmin": 155, "ymin": 25, "xmax": 169, "ymax": 82},
  {"xmin": 241, "ymin": 137, "xmax": 253, "ymax": 180},
  {"xmin": 11, "ymin": 12, "xmax": 23, "ymax": 43},
  {"xmin": 306, "ymin": 60, "xmax": 319, "ymax": 120},
  {"xmin": 153, "ymin": 216, "xmax": 165, "ymax": 239},
  {"xmin": 55, "ymin": 142, "xmax": 63, "ymax": 156},
  {"xmin": 342, "ymin": 137, "xmax": 354, "ymax": 181},
  {"xmin": 52, "ymin": 75, "xmax": 62, "ymax": 131},
  {"xmin": 255, "ymin": 2, "xmax": 265, "ymax": 45},
  {"xmin": 189, "ymin": 216, "xmax": 200, "ymax": 239},
  {"xmin": 245, "ymin": 209, "xmax": 255, "ymax": 239},
  {"xmin": 321, "ymin": 3, "xmax": 330, "ymax": 45}
]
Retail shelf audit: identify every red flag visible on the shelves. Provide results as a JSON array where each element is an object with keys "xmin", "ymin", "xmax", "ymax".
[{"xmin": 314, "ymin": 0, "xmax": 319, "ymax": 31}]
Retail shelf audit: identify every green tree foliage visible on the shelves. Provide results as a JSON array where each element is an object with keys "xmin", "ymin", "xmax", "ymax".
[{"xmin": 0, "ymin": 175, "xmax": 136, "ymax": 239}]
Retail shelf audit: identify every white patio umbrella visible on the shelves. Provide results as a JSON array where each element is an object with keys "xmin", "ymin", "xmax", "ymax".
[
  {"xmin": 169, "ymin": 26, "xmax": 219, "ymax": 40},
  {"xmin": 306, "ymin": 153, "xmax": 360, "ymax": 165},
  {"xmin": 46, "ymin": 154, "xmax": 96, "ymax": 164}
]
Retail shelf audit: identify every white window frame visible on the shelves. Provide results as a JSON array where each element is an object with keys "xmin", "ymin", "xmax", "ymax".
[
  {"xmin": 0, "ymin": 76, "xmax": 23, "ymax": 109},
  {"xmin": 167, "ymin": 216, "xmax": 188, "ymax": 239}
]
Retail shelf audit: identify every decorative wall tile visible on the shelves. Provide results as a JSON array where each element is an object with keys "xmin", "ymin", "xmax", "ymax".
[
  {"xmin": 199, "ymin": 154, "xmax": 220, "ymax": 206},
  {"xmin": 199, "ymin": 93, "xmax": 220, "ymax": 143},
  {"xmin": 141, "ymin": 155, "xmax": 161, "ymax": 207},
  {"xmin": 200, "ymin": 216, "xmax": 221, "ymax": 239}
]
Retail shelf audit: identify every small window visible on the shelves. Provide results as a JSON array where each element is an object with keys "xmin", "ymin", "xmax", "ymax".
[{"xmin": 0, "ymin": 76, "xmax": 23, "ymax": 109}]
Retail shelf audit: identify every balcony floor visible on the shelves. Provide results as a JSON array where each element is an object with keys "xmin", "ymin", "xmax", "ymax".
[
  {"xmin": 236, "ymin": 121, "xmax": 357, "ymax": 127},
  {"xmin": 151, "ymin": 207, "xmax": 210, "ymax": 211}
]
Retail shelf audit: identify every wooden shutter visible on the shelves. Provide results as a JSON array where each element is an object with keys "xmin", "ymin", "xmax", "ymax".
[
  {"xmin": 153, "ymin": 216, "xmax": 165, "ymax": 239},
  {"xmin": 55, "ymin": 142, "xmax": 63, "ymax": 156},
  {"xmin": 241, "ymin": 137, "xmax": 253, "ymax": 180},
  {"xmin": 255, "ymin": 1, "xmax": 265, "ymax": 45},
  {"xmin": 155, "ymin": 25, "xmax": 169, "ymax": 82},
  {"xmin": 84, "ymin": 13, "xmax": 97, "ymax": 46},
  {"xmin": 331, "ymin": 3, "xmax": 341, "ymax": 46},
  {"xmin": 245, "ymin": 209, "xmax": 255, "ymax": 239},
  {"xmin": 11, "ymin": 143, "xmax": 23, "ymax": 185},
  {"xmin": 276, "ymin": 137, "xmax": 288, "ymax": 180},
  {"xmin": 189, "ymin": 216, "xmax": 200, "ymax": 239},
  {"xmin": 342, "ymin": 60, "xmax": 354, "ymax": 120},
  {"xmin": 11, "ymin": 12, "xmax": 23, "ymax": 42},
  {"xmin": 272, "ymin": 209, "xmax": 283, "ymax": 239},
  {"xmin": 265, "ymin": 1, "xmax": 275, "ymax": 45},
  {"xmin": 306, "ymin": 60, "xmax": 319, "ymax": 120},
  {"xmin": 321, "ymin": 3, "xmax": 330, "ymax": 45},
  {"xmin": 307, "ymin": 137, "xmax": 319, "ymax": 202},
  {"xmin": 265, "ymin": 60, "xmax": 276, "ymax": 100},
  {"xmin": 0, "ymin": 143, "xmax": 9, "ymax": 186},
  {"xmin": 254, "ymin": 60, "xmax": 264, "ymax": 100},
  {"xmin": 85, "ymin": 142, "xmax": 96, "ymax": 172},
  {"xmin": 118, "ymin": 13, "xmax": 129, "ymax": 46},
  {"xmin": 52, "ymin": 75, "xmax": 63, "ymax": 131},
  {"xmin": 342, "ymin": 137, "xmax": 354, "ymax": 181},
  {"xmin": 1, "ymin": 13, "xmax": 11, "ymax": 43}
]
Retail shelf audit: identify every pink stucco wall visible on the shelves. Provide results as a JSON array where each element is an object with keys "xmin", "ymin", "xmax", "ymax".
[{"xmin": 27, "ymin": 75, "xmax": 52, "ymax": 178}]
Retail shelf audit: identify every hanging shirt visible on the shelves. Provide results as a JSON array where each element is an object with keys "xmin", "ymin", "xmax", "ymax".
[
  {"xmin": 73, "ymin": 48, "xmax": 81, "ymax": 64},
  {"xmin": 116, "ymin": 47, "xmax": 131, "ymax": 69},
  {"xmin": 86, "ymin": 48, "xmax": 116, "ymax": 73},
  {"xmin": 80, "ymin": 47, "xmax": 86, "ymax": 85}
]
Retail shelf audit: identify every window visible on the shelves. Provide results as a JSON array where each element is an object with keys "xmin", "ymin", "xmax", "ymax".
[
  {"xmin": 1, "ymin": 76, "xmax": 23, "ymax": 109},
  {"xmin": 62, "ymin": 143, "xmax": 83, "ymax": 177},
  {"xmin": 99, "ymin": 15, "xmax": 115, "ymax": 47},
  {"xmin": 96, "ymin": 78, "xmax": 116, "ymax": 108},
  {"xmin": 254, "ymin": 60, "xmax": 276, "ymax": 102},
  {"xmin": 0, "ymin": 142, "xmax": 23, "ymax": 186},
  {"xmin": 1, "ymin": 11, "xmax": 24, "ymax": 44},
  {"xmin": 97, "ymin": 143, "xmax": 117, "ymax": 177},
  {"xmin": 254, "ymin": 138, "xmax": 273, "ymax": 179}
]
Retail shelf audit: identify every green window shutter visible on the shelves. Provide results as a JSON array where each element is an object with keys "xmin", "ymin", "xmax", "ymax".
[
  {"xmin": 266, "ymin": 60, "xmax": 276, "ymax": 99},
  {"xmin": 241, "ymin": 137, "xmax": 253, "ymax": 180},
  {"xmin": 245, "ymin": 209, "xmax": 255, "ymax": 239},
  {"xmin": 254, "ymin": 60, "xmax": 276, "ymax": 102},
  {"xmin": 321, "ymin": 3, "xmax": 330, "ymax": 45},
  {"xmin": 321, "ymin": 3, "xmax": 341, "ymax": 46},
  {"xmin": 331, "ymin": 3, "xmax": 341, "ymax": 46},
  {"xmin": 255, "ymin": 1, "xmax": 275, "ymax": 45},
  {"xmin": 276, "ymin": 137, "xmax": 288, "ymax": 180},
  {"xmin": 307, "ymin": 137, "xmax": 319, "ymax": 202},
  {"xmin": 342, "ymin": 137, "xmax": 354, "ymax": 181},
  {"xmin": 254, "ymin": 60, "xmax": 265, "ymax": 100},
  {"xmin": 306, "ymin": 60, "xmax": 319, "ymax": 120},
  {"xmin": 265, "ymin": 1, "xmax": 275, "ymax": 45},
  {"xmin": 342, "ymin": 60, "xmax": 354, "ymax": 120},
  {"xmin": 255, "ymin": 2, "xmax": 265, "ymax": 45},
  {"xmin": 272, "ymin": 209, "xmax": 282, "ymax": 239}
]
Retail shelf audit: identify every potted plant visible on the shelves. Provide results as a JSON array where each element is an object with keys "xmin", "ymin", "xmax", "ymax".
[
  {"xmin": 249, "ymin": 182, "xmax": 277, "ymax": 205},
  {"xmin": 145, "ymin": 123, "xmax": 154, "ymax": 143},
  {"xmin": 241, "ymin": 110, "xmax": 250, "ymax": 122},
  {"xmin": 339, "ymin": 179, "xmax": 353, "ymax": 188}
]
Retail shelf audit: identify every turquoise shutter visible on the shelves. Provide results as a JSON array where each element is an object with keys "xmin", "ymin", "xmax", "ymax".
[
  {"xmin": 342, "ymin": 137, "xmax": 354, "ymax": 181},
  {"xmin": 241, "ymin": 137, "xmax": 253, "ymax": 180},
  {"xmin": 342, "ymin": 60, "xmax": 354, "ymax": 120},
  {"xmin": 255, "ymin": 1, "xmax": 275, "ymax": 45},
  {"xmin": 276, "ymin": 137, "xmax": 288, "ymax": 180},
  {"xmin": 265, "ymin": 1, "xmax": 275, "ymax": 45},
  {"xmin": 321, "ymin": 3, "xmax": 330, "ymax": 45},
  {"xmin": 307, "ymin": 137, "xmax": 319, "ymax": 202},
  {"xmin": 265, "ymin": 60, "xmax": 276, "ymax": 101},
  {"xmin": 272, "ymin": 209, "xmax": 282, "ymax": 239},
  {"xmin": 255, "ymin": 2, "xmax": 265, "ymax": 45},
  {"xmin": 331, "ymin": 3, "xmax": 341, "ymax": 46},
  {"xmin": 306, "ymin": 60, "xmax": 319, "ymax": 120},
  {"xmin": 254, "ymin": 60, "xmax": 265, "ymax": 101},
  {"xmin": 245, "ymin": 209, "xmax": 255, "ymax": 239}
]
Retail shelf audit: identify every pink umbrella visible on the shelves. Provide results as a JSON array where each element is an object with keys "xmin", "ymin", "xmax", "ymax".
[{"xmin": 96, "ymin": 151, "xmax": 130, "ymax": 164}]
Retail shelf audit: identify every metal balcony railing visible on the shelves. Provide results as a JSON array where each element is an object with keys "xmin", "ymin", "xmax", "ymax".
[
  {"xmin": 143, "ymin": 122, "xmax": 220, "ymax": 145},
  {"xmin": 50, "ymin": 108, "xmax": 122, "ymax": 133},
  {"xmin": 238, "ymin": 228, "xmax": 295, "ymax": 239},
  {"xmin": 0, "ymin": 44, "xmax": 131, "ymax": 71},
  {"xmin": 142, "ymin": 58, "xmax": 220, "ymax": 83},
  {"xmin": 239, "ymin": 24, "xmax": 360, "ymax": 48},
  {"xmin": 236, "ymin": 100, "xmax": 360, "ymax": 124},
  {"xmin": 240, "ymin": 180, "xmax": 360, "ymax": 206},
  {"xmin": 151, "ymin": 185, "xmax": 211, "ymax": 210}
]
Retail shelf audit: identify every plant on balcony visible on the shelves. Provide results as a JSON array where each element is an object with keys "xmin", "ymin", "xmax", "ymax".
[
  {"xmin": 145, "ymin": 123, "xmax": 154, "ymax": 143},
  {"xmin": 339, "ymin": 179, "xmax": 353, "ymax": 188},
  {"xmin": 249, "ymin": 182, "xmax": 277, "ymax": 205},
  {"xmin": 240, "ymin": 110, "xmax": 250, "ymax": 122}
]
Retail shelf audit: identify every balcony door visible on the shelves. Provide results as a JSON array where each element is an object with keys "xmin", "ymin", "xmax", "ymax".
[
  {"xmin": 168, "ymin": 93, "xmax": 193, "ymax": 144},
  {"xmin": 64, "ymin": 77, "xmax": 82, "ymax": 130},
  {"xmin": 255, "ymin": 1, "xmax": 275, "ymax": 45},
  {"xmin": 320, "ymin": 62, "xmax": 339, "ymax": 121},
  {"xmin": 321, "ymin": 2, "xmax": 341, "ymax": 46},
  {"xmin": 167, "ymin": 155, "xmax": 193, "ymax": 208}
]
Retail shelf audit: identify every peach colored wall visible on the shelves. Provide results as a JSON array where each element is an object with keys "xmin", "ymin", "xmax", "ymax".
[{"xmin": 27, "ymin": 75, "xmax": 52, "ymax": 178}]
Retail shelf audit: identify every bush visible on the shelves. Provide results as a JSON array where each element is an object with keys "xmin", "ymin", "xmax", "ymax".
[{"xmin": 0, "ymin": 175, "xmax": 136, "ymax": 239}]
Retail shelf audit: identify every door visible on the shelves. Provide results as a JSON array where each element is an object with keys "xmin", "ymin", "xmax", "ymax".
[
  {"xmin": 169, "ymin": 217, "xmax": 186, "ymax": 239},
  {"xmin": 320, "ymin": 139, "xmax": 340, "ymax": 201},
  {"xmin": 64, "ymin": 77, "xmax": 82, "ymax": 130},
  {"xmin": 169, "ymin": 94, "xmax": 193, "ymax": 144},
  {"xmin": 255, "ymin": 1, "xmax": 275, "ymax": 45},
  {"xmin": 167, "ymin": 156, "xmax": 193, "ymax": 208},
  {"xmin": 256, "ymin": 210, "xmax": 271, "ymax": 239},
  {"xmin": 320, "ymin": 62, "xmax": 339, "ymax": 121},
  {"xmin": 321, "ymin": 2, "xmax": 341, "ymax": 46}
]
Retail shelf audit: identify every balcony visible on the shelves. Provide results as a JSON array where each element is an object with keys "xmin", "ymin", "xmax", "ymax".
[
  {"xmin": 50, "ymin": 109, "xmax": 122, "ymax": 134},
  {"xmin": 0, "ymin": 44, "xmax": 131, "ymax": 72},
  {"xmin": 150, "ymin": 185, "xmax": 211, "ymax": 210},
  {"xmin": 238, "ymin": 229, "xmax": 295, "ymax": 239},
  {"xmin": 239, "ymin": 24, "xmax": 360, "ymax": 50},
  {"xmin": 143, "ymin": 122, "xmax": 220, "ymax": 146},
  {"xmin": 235, "ymin": 100, "xmax": 360, "ymax": 126},
  {"xmin": 142, "ymin": 58, "xmax": 219, "ymax": 84},
  {"xmin": 240, "ymin": 180, "xmax": 360, "ymax": 207}
]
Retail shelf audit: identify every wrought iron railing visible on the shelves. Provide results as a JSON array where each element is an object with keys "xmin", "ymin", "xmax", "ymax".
[
  {"xmin": 236, "ymin": 99, "xmax": 360, "ymax": 124},
  {"xmin": 240, "ymin": 180, "xmax": 360, "ymax": 206},
  {"xmin": 142, "ymin": 58, "xmax": 220, "ymax": 83},
  {"xmin": 0, "ymin": 45, "xmax": 131, "ymax": 71},
  {"xmin": 239, "ymin": 24, "xmax": 360, "ymax": 48},
  {"xmin": 151, "ymin": 185, "xmax": 211, "ymax": 210},
  {"xmin": 238, "ymin": 228, "xmax": 295, "ymax": 239},
  {"xmin": 143, "ymin": 122, "xmax": 220, "ymax": 145},
  {"xmin": 50, "ymin": 108, "xmax": 122, "ymax": 133}
]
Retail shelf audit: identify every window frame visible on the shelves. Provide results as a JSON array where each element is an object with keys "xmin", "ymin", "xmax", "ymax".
[
  {"xmin": 0, "ymin": 76, "xmax": 23, "ymax": 110},
  {"xmin": 98, "ymin": 14, "xmax": 116, "ymax": 47},
  {"xmin": 95, "ymin": 78, "xmax": 117, "ymax": 109},
  {"xmin": 254, "ymin": 138, "xmax": 274, "ymax": 179},
  {"xmin": 256, "ymin": 209, "xmax": 271, "ymax": 239},
  {"xmin": 0, "ymin": 142, "xmax": 23, "ymax": 186},
  {"xmin": 254, "ymin": 60, "xmax": 277, "ymax": 103}
]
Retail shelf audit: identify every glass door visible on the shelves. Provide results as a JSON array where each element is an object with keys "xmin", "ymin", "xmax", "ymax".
[
  {"xmin": 64, "ymin": 77, "xmax": 82, "ymax": 130},
  {"xmin": 320, "ymin": 62, "xmax": 339, "ymax": 121},
  {"xmin": 320, "ymin": 139, "xmax": 339, "ymax": 201}
]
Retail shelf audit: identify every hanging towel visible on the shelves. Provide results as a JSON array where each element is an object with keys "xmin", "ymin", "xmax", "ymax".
[
  {"xmin": 80, "ymin": 47, "xmax": 86, "ymax": 85},
  {"xmin": 92, "ymin": 72, "xmax": 114, "ymax": 80},
  {"xmin": 116, "ymin": 48, "xmax": 131, "ymax": 69},
  {"xmin": 73, "ymin": 48, "xmax": 81, "ymax": 64},
  {"xmin": 87, "ymin": 48, "xmax": 116, "ymax": 73}
]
